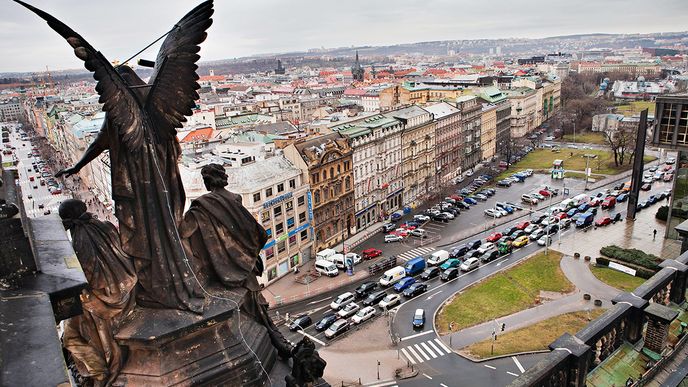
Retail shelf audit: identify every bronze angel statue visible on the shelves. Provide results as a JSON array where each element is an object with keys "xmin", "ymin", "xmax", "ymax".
[{"xmin": 15, "ymin": 0, "xmax": 214, "ymax": 312}]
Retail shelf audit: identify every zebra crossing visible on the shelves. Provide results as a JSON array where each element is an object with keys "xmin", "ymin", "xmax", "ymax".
[
  {"xmin": 396, "ymin": 246, "xmax": 435, "ymax": 262},
  {"xmin": 400, "ymin": 338, "xmax": 453, "ymax": 365}
]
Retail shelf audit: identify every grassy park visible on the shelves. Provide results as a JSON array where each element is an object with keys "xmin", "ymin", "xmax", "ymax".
[
  {"xmin": 436, "ymin": 251, "xmax": 573, "ymax": 333},
  {"xmin": 464, "ymin": 309, "xmax": 606, "ymax": 359},
  {"xmin": 561, "ymin": 132, "xmax": 606, "ymax": 145},
  {"xmin": 616, "ymin": 101, "xmax": 655, "ymax": 116},
  {"xmin": 590, "ymin": 265, "xmax": 646, "ymax": 292}
]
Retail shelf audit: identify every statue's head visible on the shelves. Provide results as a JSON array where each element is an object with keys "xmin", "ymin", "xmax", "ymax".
[
  {"xmin": 58, "ymin": 199, "xmax": 89, "ymax": 230},
  {"xmin": 201, "ymin": 163, "xmax": 228, "ymax": 191}
]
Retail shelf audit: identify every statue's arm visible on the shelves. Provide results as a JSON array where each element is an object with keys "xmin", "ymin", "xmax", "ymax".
[{"xmin": 56, "ymin": 126, "xmax": 110, "ymax": 178}]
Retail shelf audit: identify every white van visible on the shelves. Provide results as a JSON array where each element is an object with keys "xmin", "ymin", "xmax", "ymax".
[
  {"xmin": 333, "ymin": 253, "xmax": 362, "ymax": 269},
  {"xmin": 316, "ymin": 248, "xmax": 337, "ymax": 262},
  {"xmin": 315, "ymin": 260, "xmax": 339, "ymax": 277},
  {"xmin": 379, "ymin": 266, "xmax": 406, "ymax": 287},
  {"xmin": 427, "ymin": 250, "xmax": 450, "ymax": 266}
]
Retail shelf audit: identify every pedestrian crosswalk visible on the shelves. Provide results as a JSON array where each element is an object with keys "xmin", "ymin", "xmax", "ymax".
[
  {"xmin": 400, "ymin": 338, "xmax": 453, "ymax": 365},
  {"xmin": 397, "ymin": 246, "xmax": 435, "ymax": 262}
]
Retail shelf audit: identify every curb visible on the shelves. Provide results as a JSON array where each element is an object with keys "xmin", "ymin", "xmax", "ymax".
[{"xmin": 455, "ymin": 349, "xmax": 551, "ymax": 363}]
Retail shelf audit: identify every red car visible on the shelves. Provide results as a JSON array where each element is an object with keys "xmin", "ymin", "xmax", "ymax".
[
  {"xmin": 402, "ymin": 224, "xmax": 417, "ymax": 231},
  {"xmin": 515, "ymin": 221, "xmax": 530, "ymax": 230},
  {"xmin": 595, "ymin": 216, "xmax": 612, "ymax": 227},
  {"xmin": 487, "ymin": 232, "xmax": 503, "ymax": 242},
  {"xmin": 664, "ymin": 173, "xmax": 674, "ymax": 182},
  {"xmin": 556, "ymin": 212, "xmax": 568, "ymax": 220},
  {"xmin": 362, "ymin": 248, "xmax": 382, "ymax": 260},
  {"xmin": 450, "ymin": 194, "xmax": 463, "ymax": 201},
  {"xmin": 589, "ymin": 198, "xmax": 602, "ymax": 207},
  {"xmin": 663, "ymin": 165, "xmax": 673, "ymax": 172},
  {"xmin": 539, "ymin": 189, "xmax": 551, "ymax": 197}
]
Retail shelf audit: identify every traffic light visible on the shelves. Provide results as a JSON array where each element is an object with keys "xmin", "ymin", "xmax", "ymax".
[{"xmin": 501, "ymin": 323, "xmax": 506, "ymax": 332}]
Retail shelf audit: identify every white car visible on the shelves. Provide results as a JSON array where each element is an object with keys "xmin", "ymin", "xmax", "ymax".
[
  {"xmin": 351, "ymin": 306, "xmax": 376, "ymax": 324},
  {"xmin": 330, "ymin": 292, "xmax": 355, "ymax": 310},
  {"xmin": 495, "ymin": 208, "xmax": 509, "ymax": 217},
  {"xmin": 442, "ymin": 212, "xmax": 455, "ymax": 220},
  {"xmin": 385, "ymin": 234, "xmax": 403, "ymax": 243},
  {"xmin": 345, "ymin": 253, "xmax": 362, "ymax": 266},
  {"xmin": 460, "ymin": 257, "xmax": 480, "ymax": 272},
  {"xmin": 378, "ymin": 293, "xmax": 401, "ymax": 309},
  {"xmin": 524, "ymin": 224, "xmax": 539, "ymax": 234},
  {"xmin": 477, "ymin": 242, "xmax": 495, "ymax": 254},
  {"xmin": 410, "ymin": 228, "xmax": 427, "ymax": 238},
  {"xmin": 537, "ymin": 235, "xmax": 553, "ymax": 246},
  {"xmin": 337, "ymin": 302, "xmax": 361, "ymax": 318},
  {"xmin": 466, "ymin": 170, "xmax": 474, "ymax": 177},
  {"xmin": 414, "ymin": 214, "xmax": 430, "ymax": 222},
  {"xmin": 484, "ymin": 209, "xmax": 502, "ymax": 218},
  {"xmin": 666, "ymin": 157, "xmax": 676, "ymax": 165}
]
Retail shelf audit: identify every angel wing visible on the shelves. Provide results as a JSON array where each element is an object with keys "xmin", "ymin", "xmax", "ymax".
[
  {"xmin": 146, "ymin": 0, "xmax": 214, "ymax": 142},
  {"xmin": 14, "ymin": 0, "xmax": 145, "ymax": 151}
]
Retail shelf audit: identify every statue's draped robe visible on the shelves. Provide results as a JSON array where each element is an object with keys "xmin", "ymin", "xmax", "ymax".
[
  {"xmin": 62, "ymin": 214, "xmax": 137, "ymax": 385},
  {"xmin": 180, "ymin": 189, "xmax": 293, "ymax": 356},
  {"xmin": 92, "ymin": 119, "xmax": 202, "ymax": 312}
]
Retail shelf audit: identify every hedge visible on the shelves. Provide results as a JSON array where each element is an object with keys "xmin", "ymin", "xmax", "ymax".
[
  {"xmin": 656, "ymin": 206, "xmax": 668, "ymax": 221},
  {"xmin": 595, "ymin": 256, "xmax": 656, "ymax": 279},
  {"xmin": 599, "ymin": 245, "xmax": 661, "ymax": 270}
]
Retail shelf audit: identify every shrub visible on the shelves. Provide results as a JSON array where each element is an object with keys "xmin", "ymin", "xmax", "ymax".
[
  {"xmin": 596, "ymin": 257, "xmax": 610, "ymax": 266},
  {"xmin": 599, "ymin": 245, "xmax": 661, "ymax": 270},
  {"xmin": 656, "ymin": 206, "xmax": 668, "ymax": 221}
]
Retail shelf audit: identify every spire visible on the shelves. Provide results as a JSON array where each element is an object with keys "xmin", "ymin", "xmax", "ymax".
[{"xmin": 355, "ymin": 50, "xmax": 359, "ymax": 64}]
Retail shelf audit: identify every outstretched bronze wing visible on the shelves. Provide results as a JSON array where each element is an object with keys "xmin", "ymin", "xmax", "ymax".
[
  {"xmin": 146, "ymin": 0, "xmax": 214, "ymax": 142},
  {"xmin": 14, "ymin": 0, "xmax": 145, "ymax": 151}
]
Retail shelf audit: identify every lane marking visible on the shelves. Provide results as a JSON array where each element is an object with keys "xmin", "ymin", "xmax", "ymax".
[
  {"xmin": 414, "ymin": 344, "xmax": 430, "ymax": 361},
  {"xmin": 434, "ymin": 338, "xmax": 452, "ymax": 354},
  {"xmin": 512, "ymin": 356, "xmax": 526, "ymax": 373},
  {"xmin": 423, "ymin": 373, "xmax": 433, "ymax": 380},
  {"xmin": 441, "ymin": 384, "xmax": 448, "ymax": 387},
  {"xmin": 405, "ymin": 345, "xmax": 424, "ymax": 364},
  {"xmin": 421, "ymin": 342, "xmax": 437, "ymax": 358},
  {"xmin": 484, "ymin": 365, "xmax": 496, "ymax": 370},
  {"xmin": 426, "ymin": 290, "xmax": 443, "ymax": 300},
  {"xmin": 297, "ymin": 329, "xmax": 326, "ymax": 346},
  {"xmin": 507, "ymin": 371, "xmax": 519, "ymax": 377},
  {"xmin": 400, "ymin": 348, "xmax": 417, "ymax": 365},
  {"xmin": 307, "ymin": 297, "xmax": 332, "ymax": 305},
  {"xmin": 366, "ymin": 381, "xmax": 398, "ymax": 387},
  {"xmin": 400, "ymin": 330, "xmax": 433, "ymax": 341},
  {"xmin": 427, "ymin": 340, "xmax": 443, "ymax": 356}
]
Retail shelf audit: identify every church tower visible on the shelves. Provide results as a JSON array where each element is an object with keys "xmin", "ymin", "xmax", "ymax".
[{"xmin": 351, "ymin": 51, "xmax": 364, "ymax": 82}]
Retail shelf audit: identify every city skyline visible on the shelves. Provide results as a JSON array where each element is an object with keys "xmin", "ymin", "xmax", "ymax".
[{"xmin": 1, "ymin": 0, "xmax": 687, "ymax": 73}]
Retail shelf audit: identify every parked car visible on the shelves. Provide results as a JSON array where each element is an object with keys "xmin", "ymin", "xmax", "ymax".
[
  {"xmin": 477, "ymin": 242, "xmax": 495, "ymax": 254},
  {"xmin": 382, "ymin": 223, "xmax": 396, "ymax": 233},
  {"xmin": 289, "ymin": 315, "xmax": 313, "ymax": 331},
  {"xmin": 355, "ymin": 282, "xmax": 379, "ymax": 298},
  {"xmin": 537, "ymin": 235, "xmax": 553, "ymax": 246},
  {"xmin": 393, "ymin": 277, "xmax": 416, "ymax": 292},
  {"xmin": 611, "ymin": 213, "xmax": 622, "ymax": 223},
  {"xmin": 378, "ymin": 293, "xmax": 401, "ymax": 309},
  {"xmin": 595, "ymin": 216, "xmax": 612, "ymax": 227},
  {"xmin": 362, "ymin": 248, "xmax": 383, "ymax": 260},
  {"xmin": 330, "ymin": 292, "xmax": 355, "ymax": 310},
  {"xmin": 503, "ymin": 226, "xmax": 519, "ymax": 236},
  {"xmin": 460, "ymin": 257, "xmax": 480, "ymax": 272},
  {"xmin": 410, "ymin": 228, "xmax": 427, "ymax": 238},
  {"xmin": 337, "ymin": 302, "xmax": 361, "ymax": 319},
  {"xmin": 664, "ymin": 173, "xmax": 674, "ymax": 182},
  {"xmin": 449, "ymin": 244, "xmax": 469, "ymax": 259},
  {"xmin": 420, "ymin": 266, "xmax": 441, "ymax": 280},
  {"xmin": 464, "ymin": 197, "xmax": 478, "ymax": 205},
  {"xmin": 403, "ymin": 283, "xmax": 428, "ymax": 298},
  {"xmin": 315, "ymin": 313, "xmax": 338, "ymax": 331},
  {"xmin": 480, "ymin": 249, "xmax": 499, "ymax": 263},
  {"xmin": 560, "ymin": 218, "xmax": 572, "ymax": 229},
  {"xmin": 487, "ymin": 232, "xmax": 503, "ymax": 242},
  {"xmin": 467, "ymin": 239, "xmax": 482, "ymax": 250},
  {"xmin": 433, "ymin": 213, "xmax": 450, "ymax": 222},
  {"xmin": 515, "ymin": 221, "xmax": 530, "ymax": 230},
  {"xmin": 414, "ymin": 214, "xmax": 430, "ymax": 222},
  {"xmin": 363, "ymin": 290, "xmax": 388, "ymax": 307},
  {"xmin": 439, "ymin": 258, "xmax": 462, "ymax": 271},
  {"xmin": 325, "ymin": 319, "xmax": 350, "ymax": 339},
  {"xmin": 484, "ymin": 208, "xmax": 503, "ymax": 218},
  {"xmin": 351, "ymin": 306, "xmax": 376, "ymax": 324},
  {"xmin": 512, "ymin": 235, "xmax": 529, "ymax": 248},
  {"xmin": 385, "ymin": 234, "xmax": 403, "ymax": 243},
  {"xmin": 390, "ymin": 213, "xmax": 402, "ymax": 222},
  {"xmin": 530, "ymin": 228, "xmax": 546, "ymax": 241},
  {"xmin": 440, "ymin": 267, "xmax": 459, "ymax": 281}
]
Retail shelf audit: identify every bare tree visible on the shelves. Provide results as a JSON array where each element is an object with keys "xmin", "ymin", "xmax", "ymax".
[{"xmin": 602, "ymin": 122, "xmax": 637, "ymax": 167}]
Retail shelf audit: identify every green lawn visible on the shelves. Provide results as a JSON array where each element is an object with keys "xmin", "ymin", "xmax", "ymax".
[
  {"xmin": 464, "ymin": 309, "xmax": 605, "ymax": 359},
  {"xmin": 616, "ymin": 101, "xmax": 656, "ymax": 117},
  {"xmin": 437, "ymin": 251, "xmax": 572, "ymax": 333},
  {"xmin": 590, "ymin": 265, "xmax": 646, "ymax": 292},
  {"xmin": 496, "ymin": 149, "xmax": 656, "ymax": 181},
  {"xmin": 562, "ymin": 132, "xmax": 607, "ymax": 145}
]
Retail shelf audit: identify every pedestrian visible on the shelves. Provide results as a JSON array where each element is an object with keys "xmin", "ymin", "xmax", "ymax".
[{"xmin": 653, "ymin": 229, "xmax": 657, "ymax": 241}]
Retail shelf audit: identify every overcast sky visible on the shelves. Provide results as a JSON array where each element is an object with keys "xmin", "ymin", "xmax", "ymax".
[{"xmin": 1, "ymin": 0, "xmax": 686, "ymax": 73}]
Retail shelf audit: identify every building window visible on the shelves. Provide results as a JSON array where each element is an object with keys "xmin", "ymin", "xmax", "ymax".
[
  {"xmin": 265, "ymin": 247, "xmax": 274, "ymax": 260},
  {"xmin": 290, "ymin": 254, "xmax": 299, "ymax": 267},
  {"xmin": 298, "ymin": 195, "xmax": 305, "ymax": 206},
  {"xmin": 261, "ymin": 211, "xmax": 270, "ymax": 222},
  {"xmin": 300, "ymin": 229, "xmax": 308, "ymax": 241},
  {"xmin": 275, "ymin": 222, "xmax": 284, "ymax": 235},
  {"xmin": 314, "ymin": 190, "xmax": 320, "ymax": 204},
  {"xmin": 266, "ymin": 187, "xmax": 273, "ymax": 197},
  {"xmin": 277, "ymin": 241, "xmax": 286, "ymax": 253},
  {"xmin": 289, "ymin": 179, "xmax": 296, "ymax": 189},
  {"xmin": 286, "ymin": 201, "xmax": 293, "ymax": 211},
  {"xmin": 253, "ymin": 192, "xmax": 261, "ymax": 203},
  {"xmin": 287, "ymin": 217, "xmax": 295, "ymax": 229},
  {"xmin": 277, "ymin": 183, "xmax": 284, "ymax": 193},
  {"xmin": 274, "ymin": 205, "xmax": 282, "ymax": 218},
  {"xmin": 267, "ymin": 266, "xmax": 277, "ymax": 280},
  {"xmin": 289, "ymin": 235, "xmax": 297, "ymax": 246},
  {"xmin": 323, "ymin": 170, "xmax": 327, "ymax": 180},
  {"xmin": 299, "ymin": 212, "xmax": 306, "ymax": 223}
]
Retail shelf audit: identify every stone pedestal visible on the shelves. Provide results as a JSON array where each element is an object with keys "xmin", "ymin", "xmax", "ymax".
[
  {"xmin": 643, "ymin": 303, "xmax": 679, "ymax": 354},
  {"xmin": 114, "ymin": 288, "xmax": 276, "ymax": 386}
]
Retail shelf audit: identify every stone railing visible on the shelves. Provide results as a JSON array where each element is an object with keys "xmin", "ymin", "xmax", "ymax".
[{"xmin": 509, "ymin": 250, "xmax": 688, "ymax": 387}]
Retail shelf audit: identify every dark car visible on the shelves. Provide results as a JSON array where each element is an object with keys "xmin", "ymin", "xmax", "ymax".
[
  {"xmin": 315, "ymin": 313, "xmax": 338, "ymax": 331},
  {"xmin": 381, "ymin": 223, "xmax": 396, "ymax": 233},
  {"xmin": 531, "ymin": 214, "xmax": 547, "ymax": 225},
  {"xmin": 641, "ymin": 183, "xmax": 652, "ymax": 191},
  {"xmin": 611, "ymin": 213, "xmax": 622, "ymax": 223},
  {"xmin": 355, "ymin": 282, "xmax": 379, "ymax": 298},
  {"xmin": 325, "ymin": 319, "xmax": 350, "ymax": 339},
  {"xmin": 497, "ymin": 179, "xmax": 512, "ymax": 187},
  {"xmin": 433, "ymin": 213, "xmax": 449, "ymax": 222},
  {"xmin": 440, "ymin": 268, "xmax": 459, "ymax": 281},
  {"xmin": 420, "ymin": 266, "xmax": 441, "ymax": 280},
  {"xmin": 363, "ymin": 290, "xmax": 388, "ymax": 306},
  {"xmin": 467, "ymin": 239, "xmax": 482, "ymax": 250},
  {"xmin": 545, "ymin": 224, "xmax": 560, "ymax": 235},
  {"xmin": 455, "ymin": 201, "xmax": 470, "ymax": 210},
  {"xmin": 450, "ymin": 244, "xmax": 469, "ymax": 258},
  {"xmin": 289, "ymin": 315, "xmax": 313, "ymax": 331},
  {"xmin": 403, "ymin": 283, "xmax": 428, "ymax": 298},
  {"xmin": 510, "ymin": 230, "xmax": 526, "ymax": 240},
  {"xmin": 503, "ymin": 226, "xmax": 519, "ymax": 236},
  {"xmin": 390, "ymin": 213, "xmax": 402, "ymax": 222},
  {"xmin": 467, "ymin": 249, "xmax": 481, "ymax": 258},
  {"xmin": 480, "ymin": 250, "xmax": 500, "ymax": 263}
]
